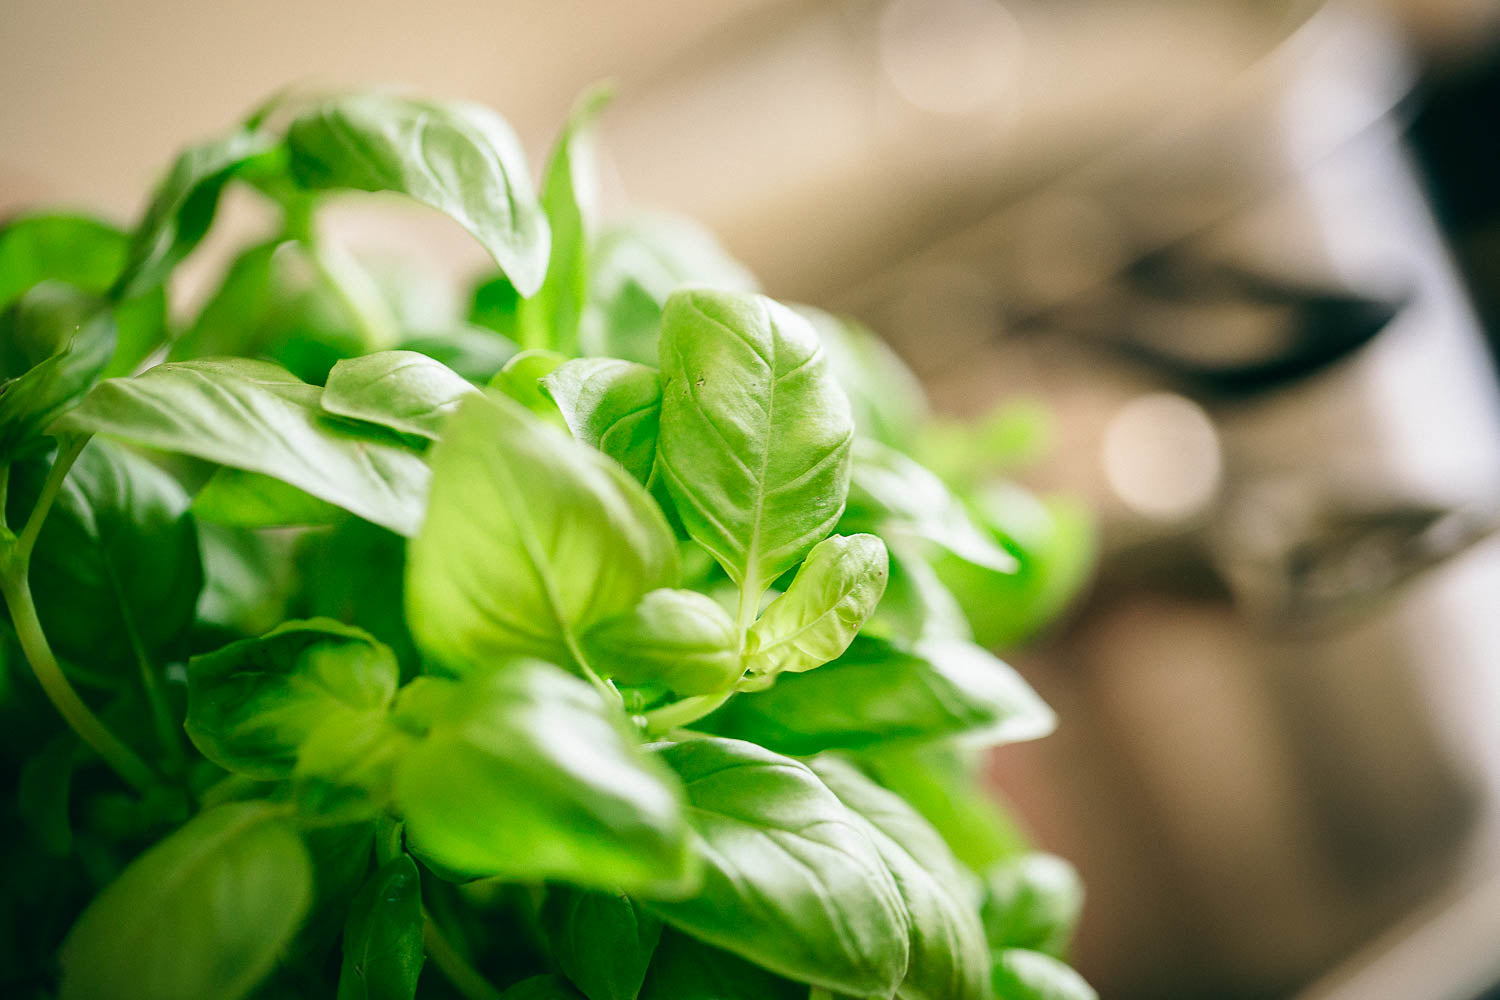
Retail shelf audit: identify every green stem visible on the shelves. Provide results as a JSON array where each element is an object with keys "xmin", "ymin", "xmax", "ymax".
[
  {"xmin": 562, "ymin": 625, "xmax": 619, "ymax": 704},
  {"xmin": 422, "ymin": 909, "xmax": 503, "ymax": 1000},
  {"xmin": 0, "ymin": 571, "xmax": 156, "ymax": 792},
  {"xmin": 643, "ymin": 686, "xmax": 736, "ymax": 735},
  {"xmin": 16, "ymin": 436, "xmax": 86, "ymax": 563}
]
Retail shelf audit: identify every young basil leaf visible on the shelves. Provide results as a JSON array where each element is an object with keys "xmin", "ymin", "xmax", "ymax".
[
  {"xmin": 322, "ymin": 350, "xmax": 476, "ymax": 440},
  {"xmin": 0, "ymin": 284, "xmax": 116, "ymax": 461},
  {"xmin": 542, "ymin": 358, "xmax": 661, "ymax": 485},
  {"xmin": 192, "ymin": 467, "xmax": 347, "ymax": 529},
  {"xmin": 581, "ymin": 589, "xmax": 740, "ymax": 696},
  {"xmin": 581, "ymin": 213, "xmax": 758, "ymax": 363},
  {"xmin": 391, "ymin": 660, "xmax": 694, "ymax": 894},
  {"xmin": 705, "ymin": 635, "xmax": 1054, "ymax": 756},
  {"xmin": 638, "ymin": 929, "xmax": 804, "ymax": 1000},
  {"xmin": 493, "ymin": 348, "xmax": 568, "ymax": 421},
  {"xmin": 59, "ymin": 801, "xmax": 313, "ymax": 1000},
  {"xmin": 808, "ymin": 757, "xmax": 991, "ymax": 1000},
  {"xmin": 115, "ymin": 126, "xmax": 281, "ymax": 298},
  {"xmin": 502, "ymin": 977, "xmax": 587, "ymax": 1000},
  {"xmin": 286, "ymin": 94, "xmax": 550, "ymax": 296},
  {"xmin": 644, "ymin": 737, "xmax": 910, "ymax": 998},
  {"xmin": 185, "ymin": 619, "xmax": 399, "ymax": 779},
  {"xmin": 24, "ymin": 437, "xmax": 202, "ymax": 666},
  {"xmin": 745, "ymin": 533, "xmax": 888, "ymax": 681},
  {"xmin": 843, "ymin": 439, "xmax": 1017, "ymax": 574},
  {"xmin": 338, "ymin": 855, "xmax": 425, "ymax": 1000},
  {"xmin": 406, "ymin": 391, "xmax": 678, "ymax": 670},
  {"xmin": 657, "ymin": 289, "xmax": 855, "ymax": 615},
  {"xmin": 798, "ymin": 305, "xmax": 928, "ymax": 453},
  {"xmin": 990, "ymin": 949, "xmax": 1097, "ymax": 1000},
  {"xmin": 541, "ymin": 888, "xmax": 661, "ymax": 1000},
  {"xmin": 0, "ymin": 213, "xmax": 168, "ymax": 377},
  {"xmin": 518, "ymin": 85, "xmax": 611, "ymax": 353},
  {"xmin": 980, "ymin": 854, "xmax": 1083, "ymax": 959},
  {"xmin": 53, "ymin": 358, "xmax": 431, "ymax": 536}
]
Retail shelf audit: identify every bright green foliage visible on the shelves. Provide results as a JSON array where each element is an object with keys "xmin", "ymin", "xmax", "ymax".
[{"xmin": 0, "ymin": 84, "xmax": 1095, "ymax": 1000}]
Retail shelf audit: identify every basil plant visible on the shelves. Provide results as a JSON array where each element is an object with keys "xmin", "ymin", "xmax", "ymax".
[{"xmin": 0, "ymin": 86, "xmax": 1096, "ymax": 1000}]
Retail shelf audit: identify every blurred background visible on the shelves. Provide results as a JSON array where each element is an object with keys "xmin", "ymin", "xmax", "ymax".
[{"xmin": 6, "ymin": 0, "xmax": 1500, "ymax": 996}]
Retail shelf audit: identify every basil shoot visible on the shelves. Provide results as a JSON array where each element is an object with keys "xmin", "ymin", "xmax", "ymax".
[{"xmin": 0, "ymin": 85, "xmax": 1096, "ymax": 1000}]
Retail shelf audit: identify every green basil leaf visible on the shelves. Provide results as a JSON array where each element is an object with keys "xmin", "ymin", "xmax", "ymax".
[
  {"xmin": 391, "ymin": 660, "xmax": 693, "ymax": 893},
  {"xmin": 581, "ymin": 214, "xmax": 758, "ymax": 364},
  {"xmin": 59, "ymin": 801, "xmax": 313, "ymax": 1000},
  {"xmin": 295, "ymin": 821, "xmax": 379, "ymax": 963},
  {"xmin": 542, "ymin": 888, "xmax": 661, "ymax": 1000},
  {"xmin": 286, "ymin": 94, "xmax": 549, "ymax": 296},
  {"xmin": 0, "ymin": 213, "xmax": 167, "ymax": 377},
  {"xmin": 493, "ymin": 348, "xmax": 568, "ymax": 420},
  {"xmin": 936, "ymin": 490, "xmax": 1095, "ymax": 649},
  {"xmin": 502, "ymin": 977, "xmax": 586, "ymax": 1000},
  {"xmin": 657, "ymin": 289, "xmax": 854, "ymax": 610},
  {"xmin": 638, "ymin": 929, "xmax": 804, "ymax": 1000},
  {"xmin": 115, "ymin": 126, "xmax": 281, "ymax": 298},
  {"xmin": 193, "ymin": 467, "xmax": 347, "ymax": 528},
  {"xmin": 980, "ymin": 854, "xmax": 1083, "ymax": 959},
  {"xmin": 322, "ymin": 350, "xmax": 475, "ymax": 440},
  {"xmin": 398, "ymin": 324, "xmax": 519, "ymax": 383},
  {"xmin": 185, "ymin": 618, "xmax": 399, "ymax": 779},
  {"xmin": 990, "ymin": 949, "xmax": 1096, "ymax": 1000},
  {"xmin": 581, "ymin": 589, "xmax": 740, "ymax": 696},
  {"xmin": 406, "ymin": 391, "xmax": 678, "ymax": 670},
  {"xmin": 338, "ymin": 855, "xmax": 425, "ymax": 1000},
  {"xmin": 169, "ymin": 240, "xmax": 367, "ymax": 382},
  {"xmin": 866, "ymin": 539, "xmax": 972, "ymax": 643},
  {"xmin": 518, "ymin": 85, "xmax": 610, "ymax": 353},
  {"xmin": 18, "ymin": 734, "xmax": 75, "ymax": 856},
  {"xmin": 706, "ymin": 636, "xmax": 1054, "ymax": 756},
  {"xmin": 798, "ymin": 306, "xmax": 927, "ymax": 452},
  {"xmin": 809, "ymin": 757, "xmax": 990, "ymax": 1000},
  {"xmin": 844, "ymin": 439, "xmax": 1017, "ymax": 574},
  {"xmin": 645, "ymin": 737, "xmax": 910, "ymax": 997},
  {"xmin": 746, "ymin": 533, "xmax": 888, "ymax": 681},
  {"xmin": 542, "ymin": 358, "xmax": 661, "ymax": 485},
  {"xmin": 25, "ymin": 437, "xmax": 202, "ymax": 665},
  {"xmin": 54, "ymin": 358, "xmax": 431, "ymax": 536},
  {"xmin": 0, "ymin": 285, "xmax": 116, "ymax": 460},
  {"xmin": 858, "ymin": 745, "xmax": 1032, "ymax": 874}
]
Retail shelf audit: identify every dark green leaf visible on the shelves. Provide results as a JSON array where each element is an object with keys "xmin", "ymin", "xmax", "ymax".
[
  {"xmin": 0, "ymin": 285, "xmax": 115, "ymax": 460},
  {"xmin": 981, "ymin": 854, "xmax": 1083, "ymax": 959},
  {"xmin": 0, "ymin": 213, "xmax": 167, "ymax": 377},
  {"xmin": 192, "ymin": 468, "xmax": 347, "ymax": 528},
  {"xmin": 406, "ymin": 391, "xmax": 678, "ymax": 670},
  {"xmin": 543, "ymin": 358, "xmax": 661, "ymax": 484},
  {"xmin": 990, "ymin": 949, "xmax": 1096, "ymax": 1000},
  {"xmin": 185, "ymin": 619, "xmax": 399, "ymax": 779},
  {"xmin": 54, "ymin": 358, "xmax": 431, "ymax": 536},
  {"xmin": 542, "ymin": 888, "xmax": 661, "ymax": 1000},
  {"xmin": 657, "ymin": 289, "xmax": 854, "ymax": 612},
  {"xmin": 26, "ymin": 437, "xmax": 202, "ymax": 665},
  {"xmin": 809, "ymin": 757, "xmax": 990, "ymax": 1000},
  {"xmin": 502, "ymin": 977, "xmax": 586, "ymax": 1000},
  {"xmin": 745, "ymin": 533, "xmax": 888, "ymax": 682},
  {"xmin": 582, "ymin": 589, "xmax": 740, "ymax": 697},
  {"xmin": 518, "ymin": 85, "xmax": 610, "ymax": 353},
  {"xmin": 18, "ymin": 734, "xmax": 75, "ymax": 856},
  {"xmin": 638, "ymin": 929, "xmax": 803, "ymax": 1000},
  {"xmin": 286, "ymin": 94, "xmax": 549, "ymax": 295},
  {"xmin": 322, "ymin": 350, "xmax": 475, "ymax": 440},
  {"xmin": 338, "ymin": 856, "xmax": 425, "ymax": 1000},
  {"xmin": 707, "ymin": 635, "xmax": 1053, "ymax": 757},
  {"xmin": 645, "ymin": 737, "xmax": 909, "ymax": 998},
  {"xmin": 115, "ymin": 126, "xmax": 281, "ymax": 298},
  {"xmin": 59, "ymin": 801, "xmax": 313, "ymax": 1000},
  {"xmin": 391, "ymin": 660, "xmax": 692, "ymax": 893}
]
